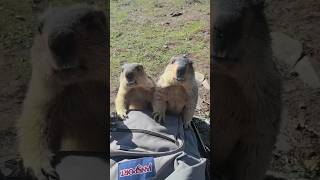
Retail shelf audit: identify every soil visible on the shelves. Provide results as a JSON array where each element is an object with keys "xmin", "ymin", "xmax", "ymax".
[
  {"xmin": 0, "ymin": 0, "xmax": 34, "ymax": 159},
  {"xmin": 265, "ymin": 0, "xmax": 320, "ymax": 179}
]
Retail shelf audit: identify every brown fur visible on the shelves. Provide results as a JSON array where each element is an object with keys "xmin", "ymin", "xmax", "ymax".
[
  {"xmin": 16, "ymin": 5, "xmax": 107, "ymax": 180},
  {"xmin": 152, "ymin": 56, "xmax": 198, "ymax": 128},
  {"xmin": 212, "ymin": 1, "xmax": 282, "ymax": 180},
  {"xmin": 115, "ymin": 63, "xmax": 155, "ymax": 119}
]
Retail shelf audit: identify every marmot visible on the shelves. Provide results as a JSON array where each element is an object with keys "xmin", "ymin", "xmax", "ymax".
[
  {"xmin": 115, "ymin": 63, "xmax": 155, "ymax": 119},
  {"xmin": 152, "ymin": 55, "xmax": 198, "ymax": 128},
  {"xmin": 16, "ymin": 5, "xmax": 107, "ymax": 180},
  {"xmin": 212, "ymin": 1, "xmax": 281, "ymax": 180}
]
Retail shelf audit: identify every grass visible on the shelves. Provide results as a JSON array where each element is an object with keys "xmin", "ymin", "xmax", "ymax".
[
  {"xmin": 0, "ymin": 0, "xmax": 35, "ymax": 50},
  {"xmin": 110, "ymin": 0, "xmax": 210, "ymax": 89}
]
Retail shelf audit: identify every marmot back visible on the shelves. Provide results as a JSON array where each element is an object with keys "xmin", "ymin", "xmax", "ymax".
[
  {"xmin": 115, "ymin": 63, "xmax": 155, "ymax": 119},
  {"xmin": 16, "ymin": 5, "xmax": 107, "ymax": 180},
  {"xmin": 152, "ymin": 55, "xmax": 198, "ymax": 128}
]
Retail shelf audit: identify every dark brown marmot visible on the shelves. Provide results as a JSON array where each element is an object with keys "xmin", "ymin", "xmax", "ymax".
[
  {"xmin": 212, "ymin": 1, "xmax": 282, "ymax": 179},
  {"xmin": 17, "ymin": 5, "xmax": 107, "ymax": 180}
]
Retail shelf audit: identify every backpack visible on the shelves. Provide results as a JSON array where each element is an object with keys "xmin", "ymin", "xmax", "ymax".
[
  {"xmin": 1, "ymin": 111, "xmax": 209, "ymax": 180},
  {"xmin": 110, "ymin": 110, "xmax": 209, "ymax": 180}
]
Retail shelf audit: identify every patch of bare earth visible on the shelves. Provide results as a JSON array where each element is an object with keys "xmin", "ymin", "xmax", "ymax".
[{"xmin": 265, "ymin": 0, "xmax": 320, "ymax": 179}]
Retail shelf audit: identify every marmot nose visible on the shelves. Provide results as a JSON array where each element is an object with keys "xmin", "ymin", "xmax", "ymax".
[
  {"xmin": 176, "ymin": 65, "xmax": 186, "ymax": 81},
  {"xmin": 125, "ymin": 72, "xmax": 134, "ymax": 82},
  {"xmin": 49, "ymin": 30, "xmax": 75, "ymax": 60}
]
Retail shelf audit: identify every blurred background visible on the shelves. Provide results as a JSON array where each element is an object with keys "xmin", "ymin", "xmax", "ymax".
[
  {"xmin": 264, "ymin": 0, "xmax": 320, "ymax": 179},
  {"xmin": 0, "ymin": 0, "xmax": 104, "ymax": 174}
]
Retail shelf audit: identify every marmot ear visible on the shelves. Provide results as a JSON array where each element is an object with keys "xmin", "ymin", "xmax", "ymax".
[
  {"xmin": 137, "ymin": 64, "xmax": 144, "ymax": 71},
  {"xmin": 170, "ymin": 57, "xmax": 176, "ymax": 64},
  {"xmin": 121, "ymin": 63, "xmax": 127, "ymax": 72}
]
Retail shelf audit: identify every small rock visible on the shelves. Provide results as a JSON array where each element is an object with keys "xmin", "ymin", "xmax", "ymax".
[
  {"xmin": 294, "ymin": 56, "xmax": 320, "ymax": 88},
  {"xmin": 15, "ymin": 15, "xmax": 26, "ymax": 21},
  {"xmin": 271, "ymin": 32, "xmax": 303, "ymax": 68},
  {"xmin": 303, "ymin": 159, "xmax": 318, "ymax": 171},
  {"xmin": 195, "ymin": 72, "xmax": 205, "ymax": 84},
  {"xmin": 296, "ymin": 123, "xmax": 305, "ymax": 131},
  {"xmin": 202, "ymin": 80, "xmax": 210, "ymax": 90},
  {"xmin": 185, "ymin": 0, "xmax": 202, "ymax": 5},
  {"xmin": 115, "ymin": 32, "xmax": 123, "ymax": 38},
  {"xmin": 170, "ymin": 12, "xmax": 183, "ymax": 17},
  {"xmin": 296, "ymin": 111, "xmax": 306, "ymax": 128},
  {"xmin": 265, "ymin": 171, "xmax": 288, "ymax": 180},
  {"xmin": 196, "ymin": 97, "xmax": 202, "ymax": 110},
  {"xmin": 290, "ymin": 71, "xmax": 299, "ymax": 77},
  {"xmin": 275, "ymin": 133, "xmax": 292, "ymax": 153},
  {"xmin": 299, "ymin": 102, "xmax": 307, "ymax": 110},
  {"xmin": 161, "ymin": 22, "xmax": 170, "ymax": 25}
]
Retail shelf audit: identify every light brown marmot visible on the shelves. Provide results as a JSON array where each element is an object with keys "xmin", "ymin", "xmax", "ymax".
[
  {"xmin": 115, "ymin": 63, "xmax": 155, "ymax": 119},
  {"xmin": 152, "ymin": 55, "xmax": 198, "ymax": 128}
]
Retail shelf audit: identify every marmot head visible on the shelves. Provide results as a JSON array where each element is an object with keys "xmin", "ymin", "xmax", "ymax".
[
  {"xmin": 212, "ymin": 1, "xmax": 267, "ymax": 64},
  {"xmin": 163, "ymin": 55, "xmax": 195, "ymax": 84},
  {"xmin": 120, "ymin": 63, "xmax": 147, "ymax": 88},
  {"xmin": 32, "ymin": 4, "xmax": 107, "ymax": 85}
]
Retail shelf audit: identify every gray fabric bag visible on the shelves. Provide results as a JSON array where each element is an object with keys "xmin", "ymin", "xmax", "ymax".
[{"xmin": 110, "ymin": 110, "xmax": 207, "ymax": 180}]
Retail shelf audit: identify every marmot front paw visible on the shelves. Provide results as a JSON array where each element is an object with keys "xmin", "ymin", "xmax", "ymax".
[
  {"xmin": 116, "ymin": 111, "xmax": 128, "ymax": 120},
  {"xmin": 26, "ymin": 154, "xmax": 59, "ymax": 180},
  {"xmin": 153, "ymin": 111, "xmax": 166, "ymax": 124}
]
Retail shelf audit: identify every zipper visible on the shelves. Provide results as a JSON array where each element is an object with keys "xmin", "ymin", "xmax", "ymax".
[{"xmin": 111, "ymin": 128, "xmax": 177, "ymax": 144}]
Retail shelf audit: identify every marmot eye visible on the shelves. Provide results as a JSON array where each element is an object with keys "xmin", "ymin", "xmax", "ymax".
[
  {"xmin": 121, "ymin": 68, "xmax": 124, "ymax": 72},
  {"xmin": 171, "ymin": 59, "xmax": 176, "ymax": 64}
]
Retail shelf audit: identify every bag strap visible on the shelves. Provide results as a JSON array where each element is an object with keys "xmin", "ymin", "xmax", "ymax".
[{"xmin": 190, "ymin": 120, "xmax": 211, "ymax": 180}]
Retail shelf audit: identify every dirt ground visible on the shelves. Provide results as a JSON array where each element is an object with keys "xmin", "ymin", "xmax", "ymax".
[
  {"xmin": 0, "ymin": 0, "xmax": 319, "ymax": 179},
  {"xmin": 0, "ymin": 0, "xmax": 34, "ymax": 159},
  {"xmin": 265, "ymin": 0, "xmax": 320, "ymax": 179}
]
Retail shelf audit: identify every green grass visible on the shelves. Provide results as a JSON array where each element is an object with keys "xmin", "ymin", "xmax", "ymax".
[
  {"xmin": 110, "ymin": 0, "xmax": 209, "ymax": 88},
  {"xmin": 0, "ymin": 0, "xmax": 35, "ymax": 50}
]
